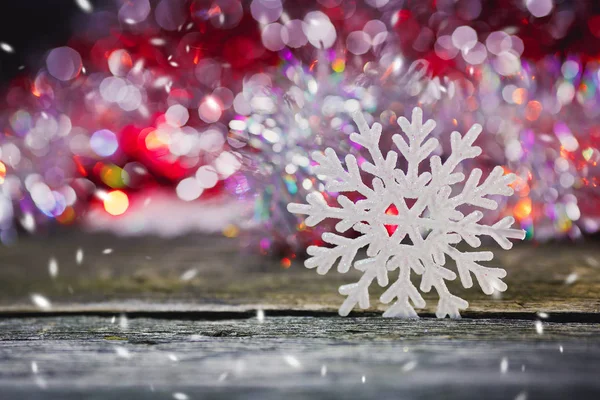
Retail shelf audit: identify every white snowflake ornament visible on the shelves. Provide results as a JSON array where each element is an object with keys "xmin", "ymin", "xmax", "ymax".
[{"xmin": 287, "ymin": 107, "xmax": 526, "ymax": 318}]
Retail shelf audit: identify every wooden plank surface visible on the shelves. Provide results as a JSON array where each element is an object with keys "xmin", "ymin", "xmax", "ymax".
[
  {"xmin": 0, "ymin": 231, "xmax": 598, "ymax": 315},
  {"xmin": 0, "ymin": 232, "xmax": 599, "ymax": 398},
  {"xmin": 0, "ymin": 315, "xmax": 599, "ymax": 399}
]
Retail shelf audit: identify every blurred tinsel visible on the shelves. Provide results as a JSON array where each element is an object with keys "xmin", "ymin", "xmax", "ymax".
[{"xmin": 0, "ymin": 0, "xmax": 599, "ymax": 256}]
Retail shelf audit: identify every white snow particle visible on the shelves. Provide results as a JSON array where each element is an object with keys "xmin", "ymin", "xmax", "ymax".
[
  {"xmin": 584, "ymin": 256, "xmax": 599, "ymax": 267},
  {"xmin": 180, "ymin": 269, "xmax": 198, "ymax": 281},
  {"xmin": 20, "ymin": 213, "xmax": 35, "ymax": 232},
  {"xmin": 515, "ymin": 391, "xmax": 528, "ymax": 400},
  {"xmin": 535, "ymin": 320, "xmax": 544, "ymax": 335},
  {"xmin": 564, "ymin": 273, "xmax": 578, "ymax": 285},
  {"xmin": 288, "ymin": 108, "xmax": 525, "ymax": 318},
  {"xmin": 30, "ymin": 294, "xmax": 51, "ymax": 310},
  {"xmin": 48, "ymin": 257, "xmax": 58, "ymax": 278},
  {"xmin": 103, "ymin": 248, "xmax": 113, "ymax": 255},
  {"xmin": 76, "ymin": 248, "xmax": 84, "ymax": 265},
  {"xmin": 401, "ymin": 360, "xmax": 418, "ymax": 372},
  {"xmin": 283, "ymin": 355, "xmax": 301, "ymax": 369},
  {"xmin": 218, "ymin": 372, "xmax": 229, "ymax": 382},
  {"xmin": 500, "ymin": 357, "xmax": 508, "ymax": 374},
  {"xmin": 173, "ymin": 393, "xmax": 188, "ymax": 400},
  {"xmin": 361, "ymin": 375, "xmax": 366, "ymax": 383},
  {"xmin": 111, "ymin": 316, "xmax": 116, "ymax": 324},
  {"xmin": 119, "ymin": 314, "xmax": 129, "ymax": 329},
  {"xmin": 75, "ymin": 0, "xmax": 93, "ymax": 13},
  {"xmin": 31, "ymin": 361, "xmax": 39, "ymax": 374},
  {"xmin": 150, "ymin": 38, "xmax": 166, "ymax": 46},
  {"xmin": 115, "ymin": 346, "xmax": 131, "ymax": 359},
  {"xmin": 0, "ymin": 42, "xmax": 14, "ymax": 53},
  {"xmin": 537, "ymin": 312, "xmax": 549, "ymax": 319},
  {"xmin": 559, "ymin": 345, "xmax": 563, "ymax": 353},
  {"xmin": 321, "ymin": 365, "xmax": 327, "ymax": 376},
  {"xmin": 168, "ymin": 354, "xmax": 179, "ymax": 362},
  {"xmin": 35, "ymin": 376, "xmax": 48, "ymax": 389},
  {"xmin": 256, "ymin": 309, "xmax": 265, "ymax": 322}
]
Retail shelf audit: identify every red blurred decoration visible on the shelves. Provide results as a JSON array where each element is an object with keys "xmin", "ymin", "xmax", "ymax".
[{"xmin": 384, "ymin": 204, "xmax": 399, "ymax": 236}]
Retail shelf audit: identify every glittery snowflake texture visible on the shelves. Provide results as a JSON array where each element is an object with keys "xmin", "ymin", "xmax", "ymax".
[{"xmin": 288, "ymin": 107, "xmax": 526, "ymax": 319}]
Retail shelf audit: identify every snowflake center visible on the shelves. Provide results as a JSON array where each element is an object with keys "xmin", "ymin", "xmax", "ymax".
[{"xmin": 384, "ymin": 204, "xmax": 398, "ymax": 236}]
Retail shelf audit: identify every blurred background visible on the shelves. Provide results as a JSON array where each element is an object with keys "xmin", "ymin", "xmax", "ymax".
[
  {"xmin": 2, "ymin": 4, "xmax": 600, "ymax": 397},
  {"xmin": 0, "ymin": 0, "xmax": 599, "ymax": 261}
]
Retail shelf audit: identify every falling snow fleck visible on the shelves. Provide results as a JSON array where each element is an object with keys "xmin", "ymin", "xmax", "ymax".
[
  {"xmin": 535, "ymin": 320, "xmax": 544, "ymax": 335},
  {"xmin": 76, "ymin": 248, "xmax": 84, "ymax": 265},
  {"xmin": 500, "ymin": 357, "xmax": 508, "ymax": 374},
  {"xmin": 564, "ymin": 273, "xmax": 578, "ymax": 285},
  {"xmin": 515, "ymin": 391, "xmax": 528, "ymax": 400},
  {"xmin": 218, "ymin": 372, "xmax": 229, "ymax": 382},
  {"xmin": 0, "ymin": 42, "xmax": 14, "ymax": 53},
  {"xmin": 35, "ymin": 376, "xmax": 48, "ymax": 389},
  {"xmin": 119, "ymin": 314, "xmax": 128, "ymax": 329},
  {"xmin": 283, "ymin": 355, "xmax": 301, "ymax": 369},
  {"xmin": 48, "ymin": 257, "xmax": 58, "ymax": 278},
  {"xmin": 115, "ymin": 346, "xmax": 131, "ymax": 359},
  {"xmin": 75, "ymin": 0, "xmax": 93, "ymax": 13},
  {"xmin": 20, "ymin": 213, "xmax": 35, "ymax": 233},
  {"xmin": 402, "ymin": 360, "xmax": 418, "ymax": 372},
  {"xmin": 103, "ymin": 248, "xmax": 113, "ymax": 254},
  {"xmin": 30, "ymin": 294, "xmax": 51, "ymax": 310},
  {"xmin": 256, "ymin": 309, "xmax": 265, "ymax": 322},
  {"xmin": 180, "ymin": 269, "xmax": 197, "ymax": 281}
]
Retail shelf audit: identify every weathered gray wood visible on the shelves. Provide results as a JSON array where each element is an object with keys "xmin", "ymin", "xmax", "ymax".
[
  {"xmin": 0, "ymin": 232, "xmax": 599, "ymax": 398},
  {"xmin": 0, "ymin": 315, "xmax": 599, "ymax": 399},
  {"xmin": 0, "ymin": 231, "xmax": 598, "ymax": 314}
]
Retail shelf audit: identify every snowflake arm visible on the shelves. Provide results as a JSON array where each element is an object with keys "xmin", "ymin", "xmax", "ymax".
[
  {"xmin": 305, "ymin": 232, "xmax": 372, "ymax": 274},
  {"xmin": 380, "ymin": 261, "xmax": 426, "ymax": 318},
  {"xmin": 288, "ymin": 107, "xmax": 526, "ymax": 318},
  {"xmin": 450, "ymin": 166, "xmax": 516, "ymax": 210},
  {"xmin": 338, "ymin": 250, "xmax": 389, "ymax": 316},
  {"xmin": 312, "ymin": 148, "xmax": 374, "ymax": 198},
  {"xmin": 392, "ymin": 107, "xmax": 438, "ymax": 190},
  {"xmin": 287, "ymin": 192, "xmax": 371, "ymax": 232}
]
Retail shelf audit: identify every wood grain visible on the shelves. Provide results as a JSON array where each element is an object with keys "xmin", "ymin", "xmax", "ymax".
[{"xmin": 0, "ymin": 231, "xmax": 598, "ymax": 315}]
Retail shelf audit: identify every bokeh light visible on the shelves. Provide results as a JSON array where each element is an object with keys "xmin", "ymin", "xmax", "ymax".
[
  {"xmin": 103, "ymin": 190, "xmax": 129, "ymax": 216},
  {"xmin": 91, "ymin": 129, "xmax": 119, "ymax": 157}
]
